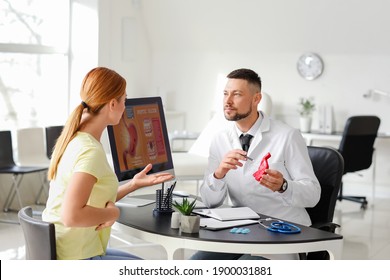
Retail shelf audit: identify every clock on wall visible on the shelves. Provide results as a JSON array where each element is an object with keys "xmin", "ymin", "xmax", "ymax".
[{"xmin": 297, "ymin": 52, "xmax": 324, "ymax": 80}]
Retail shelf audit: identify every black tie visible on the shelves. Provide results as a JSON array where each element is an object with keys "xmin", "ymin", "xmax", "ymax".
[{"xmin": 240, "ymin": 134, "xmax": 253, "ymax": 152}]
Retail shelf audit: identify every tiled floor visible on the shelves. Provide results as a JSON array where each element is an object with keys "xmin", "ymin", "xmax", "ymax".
[{"xmin": 1, "ymin": 181, "xmax": 390, "ymax": 260}]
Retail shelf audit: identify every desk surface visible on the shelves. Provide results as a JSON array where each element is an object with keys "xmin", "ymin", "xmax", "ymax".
[
  {"xmin": 302, "ymin": 131, "xmax": 390, "ymax": 138},
  {"xmin": 301, "ymin": 131, "xmax": 390, "ymax": 146},
  {"xmin": 169, "ymin": 131, "xmax": 200, "ymax": 140},
  {"xmin": 117, "ymin": 194, "xmax": 343, "ymax": 259}
]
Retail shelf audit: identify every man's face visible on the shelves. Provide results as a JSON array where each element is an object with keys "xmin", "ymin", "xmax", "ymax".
[{"xmin": 223, "ymin": 78, "xmax": 258, "ymax": 121}]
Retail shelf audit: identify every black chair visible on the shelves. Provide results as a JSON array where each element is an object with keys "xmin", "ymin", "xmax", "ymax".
[
  {"xmin": 18, "ymin": 206, "xmax": 57, "ymax": 260},
  {"xmin": 301, "ymin": 146, "xmax": 344, "ymax": 260},
  {"xmin": 45, "ymin": 125, "xmax": 64, "ymax": 159},
  {"xmin": 337, "ymin": 116, "xmax": 381, "ymax": 209},
  {"xmin": 0, "ymin": 131, "xmax": 48, "ymax": 213}
]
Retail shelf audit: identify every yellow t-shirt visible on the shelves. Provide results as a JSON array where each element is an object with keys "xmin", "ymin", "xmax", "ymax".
[{"xmin": 42, "ymin": 132, "xmax": 118, "ymax": 260}]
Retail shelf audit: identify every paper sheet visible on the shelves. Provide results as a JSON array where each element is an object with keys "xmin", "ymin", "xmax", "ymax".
[{"xmin": 116, "ymin": 197, "xmax": 155, "ymax": 207}]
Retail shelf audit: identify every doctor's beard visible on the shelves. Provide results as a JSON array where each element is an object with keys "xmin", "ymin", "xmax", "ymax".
[{"xmin": 224, "ymin": 106, "xmax": 253, "ymax": 122}]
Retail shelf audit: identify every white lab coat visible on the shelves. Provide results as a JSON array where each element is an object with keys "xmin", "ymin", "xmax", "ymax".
[{"xmin": 200, "ymin": 112, "xmax": 321, "ymax": 226}]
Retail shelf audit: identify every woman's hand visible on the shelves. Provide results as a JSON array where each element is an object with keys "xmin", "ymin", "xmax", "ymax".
[
  {"xmin": 132, "ymin": 163, "xmax": 174, "ymax": 188},
  {"xmin": 117, "ymin": 163, "xmax": 175, "ymax": 200},
  {"xmin": 95, "ymin": 201, "xmax": 119, "ymax": 231}
]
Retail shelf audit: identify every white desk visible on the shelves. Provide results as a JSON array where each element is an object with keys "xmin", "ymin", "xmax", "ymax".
[
  {"xmin": 171, "ymin": 153, "xmax": 207, "ymax": 180},
  {"xmin": 301, "ymin": 131, "xmax": 390, "ymax": 146},
  {"xmin": 301, "ymin": 131, "xmax": 390, "ymax": 202},
  {"xmin": 301, "ymin": 131, "xmax": 342, "ymax": 146},
  {"xmin": 169, "ymin": 131, "xmax": 200, "ymax": 152}
]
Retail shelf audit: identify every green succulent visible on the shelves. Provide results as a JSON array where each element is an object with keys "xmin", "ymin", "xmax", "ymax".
[{"xmin": 172, "ymin": 198, "xmax": 197, "ymax": 216}]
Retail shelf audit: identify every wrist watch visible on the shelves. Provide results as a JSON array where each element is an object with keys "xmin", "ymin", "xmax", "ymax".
[{"xmin": 278, "ymin": 179, "xmax": 288, "ymax": 193}]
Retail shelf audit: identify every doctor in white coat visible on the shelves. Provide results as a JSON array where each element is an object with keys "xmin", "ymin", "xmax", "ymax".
[{"xmin": 193, "ymin": 68, "xmax": 321, "ymax": 260}]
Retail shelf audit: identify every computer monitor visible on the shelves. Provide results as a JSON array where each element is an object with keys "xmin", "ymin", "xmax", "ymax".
[{"xmin": 107, "ymin": 96, "xmax": 175, "ymax": 182}]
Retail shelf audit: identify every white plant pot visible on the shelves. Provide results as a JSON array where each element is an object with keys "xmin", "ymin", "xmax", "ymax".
[
  {"xmin": 180, "ymin": 215, "xmax": 200, "ymax": 233},
  {"xmin": 300, "ymin": 117, "xmax": 312, "ymax": 133}
]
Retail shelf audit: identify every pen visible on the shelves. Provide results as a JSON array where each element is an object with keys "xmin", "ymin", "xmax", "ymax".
[
  {"xmin": 167, "ymin": 181, "xmax": 177, "ymax": 199},
  {"xmin": 163, "ymin": 186, "xmax": 170, "ymax": 208},
  {"xmin": 245, "ymin": 155, "xmax": 253, "ymax": 161},
  {"xmin": 164, "ymin": 181, "xmax": 177, "ymax": 207},
  {"xmin": 158, "ymin": 182, "xmax": 164, "ymax": 210}
]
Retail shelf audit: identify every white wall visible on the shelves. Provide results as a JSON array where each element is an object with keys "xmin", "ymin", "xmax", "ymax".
[
  {"xmin": 138, "ymin": 0, "xmax": 390, "ymax": 131},
  {"xmin": 98, "ymin": 0, "xmax": 390, "ymax": 186},
  {"xmin": 98, "ymin": 0, "xmax": 152, "ymax": 98}
]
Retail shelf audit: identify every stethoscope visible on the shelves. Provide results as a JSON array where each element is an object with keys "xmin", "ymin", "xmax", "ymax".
[{"xmin": 258, "ymin": 218, "xmax": 301, "ymax": 234}]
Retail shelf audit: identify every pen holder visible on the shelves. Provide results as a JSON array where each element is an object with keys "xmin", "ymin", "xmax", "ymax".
[{"xmin": 153, "ymin": 189, "xmax": 173, "ymax": 215}]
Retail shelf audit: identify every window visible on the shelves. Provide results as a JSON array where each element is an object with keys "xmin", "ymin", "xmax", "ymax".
[{"xmin": 0, "ymin": 0, "xmax": 70, "ymax": 129}]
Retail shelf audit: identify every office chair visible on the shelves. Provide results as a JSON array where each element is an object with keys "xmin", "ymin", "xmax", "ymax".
[
  {"xmin": 17, "ymin": 127, "xmax": 50, "ymax": 167},
  {"xmin": 18, "ymin": 206, "xmax": 57, "ymax": 260},
  {"xmin": 301, "ymin": 146, "xmax": 344, "ymax": 260},
  {"xmin": 337, "ymin": 116, "xmax": 380, "ymax": 209},
  {"xmin": 0, "ymin": 131, "xmax": 48, "ymax": 213},
  {"xmin": 16, "ymin": 127, "xmax": 50, "ymax": 204},
  {"xmin": 45, "ymin": 125, "xmax": 64, "ymax": 159}
]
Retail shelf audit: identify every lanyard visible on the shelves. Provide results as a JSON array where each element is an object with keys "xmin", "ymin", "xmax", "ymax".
[{"xmin": 258, "ymin": 218, "xmax": 301, "ymax": 234}]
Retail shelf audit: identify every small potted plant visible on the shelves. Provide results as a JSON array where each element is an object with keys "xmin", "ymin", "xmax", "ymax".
[
  {"xmin": 298, "ymin": 97, "xmax": 315, "ymax": 132},
  {"xmin": 172, "ymin": 198, "xmax": 200, "ymax": 233}
]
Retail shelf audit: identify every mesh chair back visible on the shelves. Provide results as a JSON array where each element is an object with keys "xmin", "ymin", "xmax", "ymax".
[
  {"xmin": 338, "ymin": 116, "xmax": 380, "ymax": 173},
  {"xmin": 306, "ymin": 146, "xmax": 344, "ymax": 225}
]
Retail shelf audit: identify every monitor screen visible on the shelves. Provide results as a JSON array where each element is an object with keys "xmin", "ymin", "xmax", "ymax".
[{"xmin": 107, "ymin": 96, "xmax": 175, "ymax": 182}]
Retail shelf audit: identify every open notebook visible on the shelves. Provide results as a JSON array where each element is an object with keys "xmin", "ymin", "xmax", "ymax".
[{"xmin": 193, "ymin": 207, "xmax": 260, "ymax": 221}]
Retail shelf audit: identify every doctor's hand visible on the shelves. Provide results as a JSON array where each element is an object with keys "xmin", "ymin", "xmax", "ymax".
[
  {"xmin": 214, "ymin": 149, "xmax": 248, "ymax": 179},
  {"xmin": 259, "ymin": 169, "xmax": 284, "ymax": 192}
]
